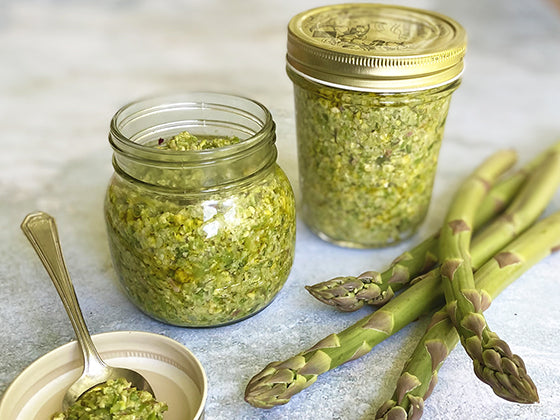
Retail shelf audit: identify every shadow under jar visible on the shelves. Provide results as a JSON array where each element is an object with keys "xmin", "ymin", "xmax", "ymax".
[
  {"xmin": 104, "ymin": 93, "xmax": 296, "ymax": 327},
  {"xmin": 287, "ymin": 4, "xmax": 467, "ymax": 248}
]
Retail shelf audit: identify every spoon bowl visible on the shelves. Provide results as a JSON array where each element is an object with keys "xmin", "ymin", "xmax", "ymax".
[
  {"xmin": 63, "ymin": 361, "xmax": 153, "ymax": 411},
  {"xmin": 21, "ymin": 211, "xmax": 154, "ymax": 410}
]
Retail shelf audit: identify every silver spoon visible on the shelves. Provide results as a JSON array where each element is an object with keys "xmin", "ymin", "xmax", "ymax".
[{"xmin": 21, "ymin": 211, "xmax": 154, "ymax": 410}]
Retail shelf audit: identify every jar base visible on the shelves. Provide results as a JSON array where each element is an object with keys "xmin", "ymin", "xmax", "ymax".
[
  {"xmin": 307, "ymin": 224, "xmax": 417, "ymax": 249},
  {"xmin": 130, "ymin": 292, "xmax": 281, "ymax": 328}
]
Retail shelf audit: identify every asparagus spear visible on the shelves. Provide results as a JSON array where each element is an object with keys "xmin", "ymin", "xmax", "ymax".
[
  {"xmin": 245, "ymin": 208, "xmax": 560, "ymax": 409},
  {"xmin": 244, "ymin": 149, "xmax": 560, "ymax": 409},
  {"xmin": 375, "ymin": 308, "xmax": 454, "ymax": 420},
  {"xmin": 245, "ymin": 151, "xmax": 520, "ymax": 409},
  {"xmin": 373, "ymin": 151, "xmax": 560, "ymax": 416},
  {"xmin": 245, "ymin": 272, "xmax": 445, "ymax": 409},
  {"xmin": 305, "ymin": 235, "xmax": 438, "ymax": 311},
  {"xmin": 384, "ymin": 150, "xmax": 560, "ymax": 295},
  {"xmin": 438, "ymin": 150, "xmax": 539, "ymax": 404},
  {"xmin": 373, "ymin": 151, "xmax": 560, "ymax": 418},
  {"xmin": 470, "ymin": 152, "xmax": 560, "ymax": 266},
  {"xmin": 376, "ymin": 210, "xmax": 560, "ymax": 419},
  {"xmin": 305, "ymin": 142, "xmax": 560, "ymax": 312}
]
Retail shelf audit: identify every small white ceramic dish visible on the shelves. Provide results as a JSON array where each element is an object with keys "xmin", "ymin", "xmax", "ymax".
[{"xmin": 0, "ymin": 331, "xmax": 207, "ymax": 420}]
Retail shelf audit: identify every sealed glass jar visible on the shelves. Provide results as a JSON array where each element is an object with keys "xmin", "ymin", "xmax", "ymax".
[
  {"xmin": 104, "ymin": 93, "xmax": 296, "ymax": 327},
  {"xmin": 287, "ymin": 4, "xmax": 467, "ymax": 248}
]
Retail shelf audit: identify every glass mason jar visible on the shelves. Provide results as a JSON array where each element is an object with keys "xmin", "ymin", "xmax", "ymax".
[
  {"xmin": 104, "ymin": 93, "xmax": 296, "ymax": 327},
  {"xmin": 287, "ymin": 4, "xmax": 467, "ymax": 248}
]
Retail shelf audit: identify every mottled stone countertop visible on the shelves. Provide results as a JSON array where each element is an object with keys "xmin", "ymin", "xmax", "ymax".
[{"xmin": 1, "ymin": 1, "xmax": 560, "ymax": 419}]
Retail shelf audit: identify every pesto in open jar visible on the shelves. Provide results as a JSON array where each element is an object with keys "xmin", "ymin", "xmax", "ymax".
[
  {"xmin": 287, "ymin": 4, "xmax": 467, "ymax": 248},
  {"xmin": 104, "ymin": 93, "xmax": 296, "ymax": 327}
]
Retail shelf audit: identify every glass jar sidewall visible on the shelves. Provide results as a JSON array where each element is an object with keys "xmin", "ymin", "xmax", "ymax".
[
  {"xmin": 289, "ymin": 70, "xmax": 458, "ymax": 248},
  {"xmin": 109, "ymin": 92, "xmax": 278, "ymax": 192},
  {"xmin": 104, "ymin": 164, "xmax": 296, "ymax": 327}
]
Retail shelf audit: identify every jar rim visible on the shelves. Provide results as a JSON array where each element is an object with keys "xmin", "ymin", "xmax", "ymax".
[
  {"xmin": 286, "ymin": 63, "xmax": 463, "ymax": 94},
  {"xmin": 109, "ymin": 92, "xmax": 276, "ymax": 165}
]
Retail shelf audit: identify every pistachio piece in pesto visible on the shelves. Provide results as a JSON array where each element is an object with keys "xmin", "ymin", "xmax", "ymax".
[
  {"xmin": 51, "ymin": 378, "xmax": 167, "ymax": 420},
  {"xmin": 105, "ymin": 104, "xmax": 296, "ymax": 328}
]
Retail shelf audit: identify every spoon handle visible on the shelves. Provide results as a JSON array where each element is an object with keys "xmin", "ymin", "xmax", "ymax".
[{"xmin": 21, "ymin": 211, "xmax": 106, "ymax": 372}]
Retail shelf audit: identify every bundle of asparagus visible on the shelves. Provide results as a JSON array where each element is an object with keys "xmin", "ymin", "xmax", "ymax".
[{"xmin": 245, "ymin": 141, "xmax": 560, "ymax": 416}]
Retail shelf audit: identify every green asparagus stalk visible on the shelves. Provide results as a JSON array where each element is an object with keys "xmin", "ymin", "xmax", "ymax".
[
  {"xmin": 244, "ymin": 151, "xmax": 519, "ymax": 409},
  {"xmin": 469, "ymin": 151, "xmax": 560, "ymax": 269},
  {"xmin": 400, "ymin": 151, "xmax": 560, "ymax": 291},
  {"xmin": 373, "ymin": 149, "xmax": 560, "ymax": 415},
  {"xmin": 244, "ymin": 149, "xmax": 560, "ymax": 409},
  {"xmin": 305, "ymin": 235, "xmax": 438, "ymax": 311},
  {"xmin": 438, "ymin": 150, "xmax": 539, "ymax": 403},
  {"xmin": 245, "ymin": 271, "xmax": 446, "ymax": 409},
  {"xmin": 375, "ymin": 308, "xmax": 454, "ymax": 420},
  {"xmin": 305, "ymin": 142, "xmax": 560, "ymax": 312},
  {"xmin": 245, "ymin": 208, "xmax": 560, "ymax": 409},
  {"xmin": 471, "ymin": 152, "xmax": 560, "ymax": 267},
  {"xmin": 376, "ymin": 210, "xmax": 560, "ymax": 419},
  {"xmin": 246, "ymin": 205, "xmax": 560, "ymax": 412}
]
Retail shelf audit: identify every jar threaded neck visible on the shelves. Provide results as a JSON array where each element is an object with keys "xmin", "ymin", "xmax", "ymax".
[{"xmin": 109, "ymin": 93, "xmax": 277, "ymax": 192}]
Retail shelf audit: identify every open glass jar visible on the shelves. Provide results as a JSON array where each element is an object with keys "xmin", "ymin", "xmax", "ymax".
[
  {"xmin": 287, "ymin": 4, "xmax": 467, "ymax": 248},
  {"xmin": 104, "ymin": 93, "xmax": 296, "ymax": 327}
]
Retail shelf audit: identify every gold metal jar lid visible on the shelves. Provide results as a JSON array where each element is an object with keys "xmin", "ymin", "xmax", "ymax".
[{"xmin": 287, "ymin": 3, "xmax": 467, "ymax": 92}]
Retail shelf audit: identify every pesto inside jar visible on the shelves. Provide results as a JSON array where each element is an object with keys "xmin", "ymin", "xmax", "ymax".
[
  {"xmin": 286, "ymin": 3, "xmax": 466, "ymax": 248},
  {"xmin": 291, "ymin": 74, "xmax": 458, "ymax": 247},
  {"xmin": 105, "ymin": 131, "xmax": 296, "ymax": 327},
  {"xmin": 156, "ymin": 130, "xmax": 241, "ymax": 150},
  {"xmin": 51, "ymin": 378, "xmax": 167, "ymax": 420}
]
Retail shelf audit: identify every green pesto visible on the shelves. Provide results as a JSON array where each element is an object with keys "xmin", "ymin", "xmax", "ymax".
[
  {"xmin": 157, "ymin": 130, "xmax": 241, "ymax": 150},
  {"xmin": 105, "ymin": 132, "xmax": 296, "ymax": 327},
  {"xmin": 291, "ymin": 75, "xmax": 458, "ymax": 247},
  {"xmin": 51, "ymin": 378, "xmax": 167, "ymax": 420}
]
